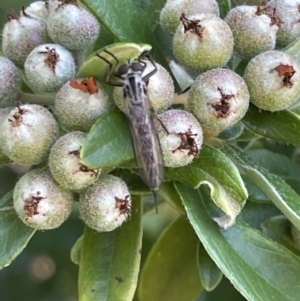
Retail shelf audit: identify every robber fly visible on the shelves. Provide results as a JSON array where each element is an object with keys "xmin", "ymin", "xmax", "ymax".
[{"xmin": 96, "ymin": 49, "xmax": 164, "ymax": 212}]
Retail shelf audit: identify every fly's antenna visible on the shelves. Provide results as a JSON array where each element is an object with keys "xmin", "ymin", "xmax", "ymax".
[{"xmin": 152, "ymin": 190, "xmax": 158, "ymax": 214}]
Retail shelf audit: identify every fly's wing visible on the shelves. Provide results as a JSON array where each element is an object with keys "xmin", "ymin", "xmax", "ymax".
[{"xmin": 127, "ymin": 95, "xmax": 164, "ymax": 192}]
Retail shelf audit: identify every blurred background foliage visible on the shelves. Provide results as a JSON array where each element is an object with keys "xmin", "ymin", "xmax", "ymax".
[{"xmin": 0, "ymin": 1, "xmax": 245, "ymax": 300}]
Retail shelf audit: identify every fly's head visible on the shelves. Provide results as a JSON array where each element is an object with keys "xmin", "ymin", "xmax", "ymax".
[{"xmin": 117, "ymin": 60, "xmax": 145, "ymax": 79}]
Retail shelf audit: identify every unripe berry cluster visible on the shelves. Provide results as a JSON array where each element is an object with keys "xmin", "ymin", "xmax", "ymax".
[
  {"xmin": 2, "ymin": 0, "xmax": 100, "ymax": 67},
  {"xmin": 1, "ymin": 0, "xmax": 300, "ymax": 233},
  {"xmin": 160, "ymin": 0, "xmax": 300, "ymax": 128},
  {"xmin": 0, "ymin": 0, "xmax": 130, "ymax": 232}
]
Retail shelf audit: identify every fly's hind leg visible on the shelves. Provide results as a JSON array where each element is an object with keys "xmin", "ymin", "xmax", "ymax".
[{"xmin": 96, "ymin": 49, "xmax": 124, "ymax": 86}]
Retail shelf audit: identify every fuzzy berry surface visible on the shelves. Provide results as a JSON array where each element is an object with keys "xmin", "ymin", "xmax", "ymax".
[{"xmin": 13, "ymin": 168, "xmax": 73, "ymax": 230}]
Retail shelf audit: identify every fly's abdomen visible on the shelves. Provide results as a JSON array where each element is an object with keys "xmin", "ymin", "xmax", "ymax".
[{"xmin": 129, "ymin": 103, "xmax": 164, "ymax": 192}]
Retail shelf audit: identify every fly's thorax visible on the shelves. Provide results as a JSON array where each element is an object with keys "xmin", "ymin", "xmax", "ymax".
[{"xmin": 124, "ymin": 73, "xmax": 147, "ymax": 105}]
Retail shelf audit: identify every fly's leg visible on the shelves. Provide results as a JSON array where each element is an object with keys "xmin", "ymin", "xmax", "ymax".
[
  {"xmin": 155, "ymin": 115, "xmax": 170, "ymax": 134},
  {"xmin": 178, "ymin": 85, "xmax": 191, "ymax": 95},
  {"xmin": 139, "ymin": 51, "xmax": 157, "ymax": 82},
  {"xmin": 96, "ymin": 49, "xmax": 124, "ymax": 87}
]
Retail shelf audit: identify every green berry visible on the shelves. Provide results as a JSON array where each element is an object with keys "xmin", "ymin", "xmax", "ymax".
[
  {"xmin": 24, "ymin": 43, "xmax": 76, "ymax": 92},
  {"xmin": 2, "ymin": 6, "xmax": 49, "ymax": 66},
  {"xmin": 225, "ymin": 5, "xmax": 278, "ymax": 59},
  {"xmin": 13, "ymin": 168, "xmax": 73, "ymax": 230},
  {"xmin": 244, "ymin": 50, "xmax": 300, "ymax": 111},
  {"xmin": 49, "ymin": 132, "xmax": 100, "ymax": 190},
  {"xmin": 55, "ymin": 77, "xmax": 113, "ymax": 131},
  {"xmin": 156, "ymin": 109, "xmax": 203, "ymax": 167},
  {"xmin": 267, "ymin": 0, "xmax": 300, "ymax": 47},
  {"xmin": 188, "ymin": 68, "xmax": 250, "ymax": 133},
  {"xmin": 173, "ymin": 14, "xmax": 233, "ymax": 72},
  {"xmin": 0, "ymin": 57, "xmax": 21, "ymax": 107},
  {"xmin": 47, "ymin": 1, "xmax": 100, "ymax": 50},
  {"xmin": 79, "ymin": 175, "xmax": 131, "ymax": 232},
  {"xmin": 0, "ymin": 104, "xmax": 58, "ymax": 165},
  {"xmin": 160, "ymin": 0, "xmax": 219, "ymax": 34}
]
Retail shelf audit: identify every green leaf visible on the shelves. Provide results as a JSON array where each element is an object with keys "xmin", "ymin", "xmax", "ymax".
[
  {"xmin": 234, "ymin": 58, "xmax": 249, "ymax": 76},
  {"xmin": 216, "ymin": 0, "xmax": 231, "ymax": 19},
  {"xmin": 78, "ymin": 196, "xmax": 143, "ymax": 301},
  {"xmin": 217, "ymin": 122, "xmax": 244, "ymax": 141},
  {"xmin": 81, "ymin": 0, "xmax": 163, "ymax": 43},
  {"xmin": 238, "ymin": 201, "xmax": 281, "ymax": 229},
  {"xmin": 223, "ymin": 144, "xmax": 300, "ymax": 231},
  {"xmin": 80, "ymin": 0, "xmax": 170, "ymax": 74},
  {"xmin": 197, "ymin": 242, "xmax": 223, "ymax": 291},
  {"xmin": 70, "ymin": 235, "xmax": 83, "ymax": 265},
  {"xmin": 247, "ymin": 149, "xmax": 300, "ymax": 182},
  {"xmin": 236, "ymin": 126, "xmax": 261, "ymax": 141},
  {"xmin": 166, "ymin": 145, "xmax": 248, "ymax": 228},
  {"xmin": 90, "ymin": 28, "xmax": 115, "ymax": 55},
  {"xmin": 77, "ymin": 42, "xmax": 152, "ymax": 81},
  {"xmin": 242, "ymin": 104, "xmax": 300, "ymax": 144},
  {"xmin": 242, "ymin": 174, "xmax": 269, "ymax": 203},
  {"xmin": 112, "ymin": 169, "xmax": 150, "ymax": 195},
  {"xmin": 158, "ymin": 181, "xmax": 186, "ymax": 215},
  {"xmin": 0, "ymin": 190, "xmax": 13, "ymax": 207},
  {"xmin": 19, "ymin": 69, "xmax": 34, "ymax": 94},
  {"xmin": 175, "ymin": 182, "xmax": 300, "ymax": 301},
  {"xmin": 285, "ymin": 36, "xmax": 300, "ymax": 64},
  {"xmin": 261, "ymin": 216, "xmax": 300, "ymax": 256},
  {"xmin": 0, "ymin": 208, "xmax": 36, "ymax": 269},
  {"xmin": 80, "ymin": 108, "xmax": 133, "ymax": 169},
  {"xmin": 142, "ymin": 194, "xmax": 165, "ymax": 214},
  {"xmin": 139, "ymin": 216, "xmax": 203, "ymax": 301}
]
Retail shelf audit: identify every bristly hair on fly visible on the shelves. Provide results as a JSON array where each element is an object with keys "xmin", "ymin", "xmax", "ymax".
[{"xmin": 96, "ymin": 49, "xmax": 164, "ymax": 213}]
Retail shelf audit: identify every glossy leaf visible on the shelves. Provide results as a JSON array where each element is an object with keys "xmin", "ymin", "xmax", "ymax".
[
  {"xmin": 175, "ymin": 182, "xmax": 300, "ymax": 301},
  {"xmin": 261, "ymin": 216, "xmax": 300, "ymax": 255},
  {"xmin": 224, "ymin": 144, "xmax": 300, "ymax": 231},
  {"xmin": 166, "ymin": 145, "xmax": 248, "ymax": 228},
  {"xmin": 242, "ymin": 105, "xmax": 300, "ymax": 144},
  {"xmin": 197, "ymin": 242, "xmax": 223, "ymax": 291},
  {"xmin": 139, "ymin": 216, "xmax": 203, "ymax": 301},
  {"xmin": 78, "ymin": 196, "xmax": 143, "ymax": 301},
  {"xmin": 80, "ymin": 0, "xmax": 169, "ymax": 72},
  {"xmin": 80, "ymin": 108, "xmax": 133, "ymax": 169},
  {"xmin": 81, "ymin": 0, "xmax": 163, "ymax": 42},
  {"xmin": 0, "ymin": 208, "xmax": 36, "ymax": 269}
]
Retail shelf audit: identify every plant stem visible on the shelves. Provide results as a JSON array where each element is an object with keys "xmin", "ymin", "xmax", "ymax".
[{"xmin": 17, "ymin": 92, "xmax": 55, "ymax": 106}]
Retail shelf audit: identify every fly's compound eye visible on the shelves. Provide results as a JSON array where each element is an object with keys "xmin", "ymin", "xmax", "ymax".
[
  {"xmin": 131, "ymin": 62, "xmax": 144, "ymax": 72},
  {"xmin": 118, "ymin": 64, "xmax": 130, "ymax": 75}
]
